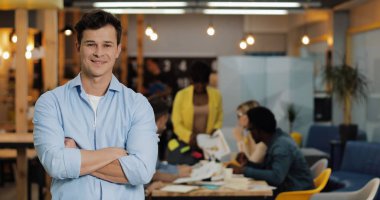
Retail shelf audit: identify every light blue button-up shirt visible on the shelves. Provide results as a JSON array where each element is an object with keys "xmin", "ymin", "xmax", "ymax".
[{"xmin": 33, "ymin": 74, "xmax": 158, "ymax": 200}]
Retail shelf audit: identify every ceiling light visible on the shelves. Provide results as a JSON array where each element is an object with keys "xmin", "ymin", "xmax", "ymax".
[
  {"xmin": 145, "ymin": 25, "xmax": 154, "ymax": 36},
  {"xmin": 207, "ymin": 2, "xmax": 301, "ymax": 8},
  {"xmin": 11, "ymin": 35, "xmax": 17, "ymax": 43},
  {"xmin": 103, "ymin": 8, "xmax": 185, "ymax": 14},
  {"xmin": 26, "ymin": 44, "xmax": 34, "ymax": 51},
  {"xmin": 302, "ymin": 35, "xmax": 310, "ymax": 45},
  {"xmin": 203, "ymin": 9, "xmax": 288, "ymax": 15},
  {"xmin": 239, "ymin": 40, "xmax": 247, "ymax": 50},
  {"xmin": 207, "ymin": 25, "xmax": 215, "ymax": 36},
  {"xmin": 94, "ymin": 2, "xmax": 188, "ymax": 8},
  {"xmin": 150, "ymin": 32, "xmax": 158, "ymax": 41},
  {"xmin": 2, "ymin": 51, "xmax": 10, "ymax": 60},
  {"xmin": 25, "ymin": 51, "xmax": 32, "ymax": 59},
  {"xmin": 246, "ymin": 34, "xmax": 255, "ymax": 45}
]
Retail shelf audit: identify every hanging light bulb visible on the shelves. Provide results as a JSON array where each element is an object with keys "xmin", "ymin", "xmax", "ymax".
[
  {"xmin": 25, "ymin": 51, "xmax": 32, "ymax": 59},
  {"xmin": 2, "ymin": 51, "xmax": 10, "ymax": 60},
  {"xmin": 302, "ymin": 35, "xmax": 310, "ymax": 45},
  {"xmin": 207, "ymin": 24, "xmax": 215, "ymax": 36},
  {"xmin": 26, "ymin": 44, "xmax": 34, "ymax": 51},
  {"xmin": 246, "ymin": 34, "xmax": 255, "ymax": 45},
  {"xmin": 150, "ymin": 32, "xmax": 158, "ymax": 41},
  {"xmin": 11, "ymin": 35, "xmax": 17, "ymax": 43},
  {"xmin": 145, "ymin": 25, "xmax": 154, "ymax": 36},
  {"xmin": 239, "ymin": 40, "xmax": 247, "ymax": 50},
  {"xmin": 64, "ymin": 29, "xmax": 72, "ymax": 36}
]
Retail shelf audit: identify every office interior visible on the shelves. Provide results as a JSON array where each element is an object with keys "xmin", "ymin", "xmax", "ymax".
[{"xmin": 0, "ymin": 0, "xmax": 380, "ymax": 199}]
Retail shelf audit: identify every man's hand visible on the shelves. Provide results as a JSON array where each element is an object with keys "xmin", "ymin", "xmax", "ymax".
[
  {"xmin": 65, "ymin": 137, "xmax": 78, "ymax": 148},
  {"xmin": 177, "ymin": 165, "xmax": 192, "ymax": 177},
  {"xmin": 232, "ymin": 166, "xmax": 245, "ymax": 174},
  {"xmin": 236, "ymin": 152, "xmax": 248, "ymax": 166},
  {"xmin": 145, "ymin": 181, "xmax": 165, "ymax": 196}
]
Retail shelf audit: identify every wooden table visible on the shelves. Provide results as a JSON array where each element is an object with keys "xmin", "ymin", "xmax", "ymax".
[
  {"xmin": 0, "ymin": 133, "xmax": 34, "ymax": 200},
  {"xmin": 151, "ymin": 180, "xmax": 273, "ymax": 200}
]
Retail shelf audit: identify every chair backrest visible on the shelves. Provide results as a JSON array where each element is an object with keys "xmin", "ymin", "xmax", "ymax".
[
  {"xmin": 310, "ymin": 158, "xmax": 328, "ymax": 179},
  {"xmin": 275, "ymin": 168, "xmax": 331, "ymax": 200},
  {"xmin": 313, "ymin": 168, "xmax": 332, "ymax": 192},
  {"xmin": 310, "ymin": 178, "xmax": 380, "ymax": 200},
  {"xmin": 306, "ymin": 125, "xmax": 339, "ymax": 153},
  {"xmin": 340, "ymin": 141, "xmax": 380, "ymax": 177},
  {"xmin": 359, "ymin": 178, "xmax": 380, "ymax": 200}
]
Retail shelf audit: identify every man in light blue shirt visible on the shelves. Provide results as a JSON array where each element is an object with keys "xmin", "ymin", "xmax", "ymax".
[{"xmin": 33, "ymin": 10, "xmax": 158, "ymax": 199}]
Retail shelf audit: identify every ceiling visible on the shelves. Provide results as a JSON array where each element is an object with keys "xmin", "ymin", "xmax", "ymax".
[{"xmin": 64, "ymin": 0, "xmax": 351, "ymax": 13}]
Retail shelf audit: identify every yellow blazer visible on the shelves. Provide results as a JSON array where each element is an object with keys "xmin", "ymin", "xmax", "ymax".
[{"xmin": 171, "ymin": 85, "xmax": 223, "ymax": 144}]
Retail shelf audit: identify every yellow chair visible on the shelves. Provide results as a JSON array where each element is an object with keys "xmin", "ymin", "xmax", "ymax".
[
  {"xmin": 290, "ymin": 132, "xmax": 303, "ymax": 147},
  {"xmin": 276, "ymin": 168, "xmax": 332, "ymax": 200}
]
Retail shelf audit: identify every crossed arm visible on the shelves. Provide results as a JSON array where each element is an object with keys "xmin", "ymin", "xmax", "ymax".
[{"xmin": 65, "ymin": 138, "xmax": 129, "ymax": 184}]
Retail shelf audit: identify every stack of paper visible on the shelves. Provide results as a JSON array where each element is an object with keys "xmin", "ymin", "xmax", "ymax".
[
  {"xmin": 197, "ymin": 129, "xmax": 231, "ymax": 160},
  {"xmin": 174, "ymin": 161, "xmax": 222, "ymax": 184},
  {"xmin": 160, "ymin": 185, "xmax": 199, "ymax": 193},
  {"xmin": 223, "ymin": 177, "xmax": 251, "ymax": 190}
]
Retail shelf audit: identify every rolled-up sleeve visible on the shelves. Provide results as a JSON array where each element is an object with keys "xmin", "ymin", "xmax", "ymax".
[
  {"xmin": 33, "ymin": 92, "xmax": 81, "ymax": 179},
  {"xmin": 119, "ymin": 95, "xmax": 158, "ymax": 185}
]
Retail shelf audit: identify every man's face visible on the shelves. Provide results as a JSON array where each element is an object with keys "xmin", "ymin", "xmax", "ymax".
[
  {"xmin": 249, "ymin": 125, "xmax": 263, "ymax": 143},
  {"xmin": 156, "ymin": 114, "xmax": 169, "ymax": 134},
  {"xmin": 77, "ymin": 24, "xmax": 121, "ymax": 78}
]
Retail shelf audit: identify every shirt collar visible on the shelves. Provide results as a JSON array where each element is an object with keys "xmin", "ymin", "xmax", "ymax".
[{"xmin": 70, "ymin": 73, "xmax": 122, "ymax": 92}]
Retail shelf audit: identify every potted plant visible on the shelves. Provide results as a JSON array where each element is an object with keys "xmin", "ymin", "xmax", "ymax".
[
  {"xmin": 324, "ymin": 58, "xmax": 368, "ymax": 143},
  {"xmin": 287, "ymin": 103, "xmax": 299, "ymax": 134}
]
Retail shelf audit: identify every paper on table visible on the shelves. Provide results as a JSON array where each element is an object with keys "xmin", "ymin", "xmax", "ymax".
[
  {"xmin": 174, "ymin": 161, "xmax": 222, "ymax": 184},
  {"xmin": 197, "ymin": 129, "xmax": 231, "ymax": 160},
  {"xmin": 160, "ymin": 185, "xmax": 199, "ymax": 193}
]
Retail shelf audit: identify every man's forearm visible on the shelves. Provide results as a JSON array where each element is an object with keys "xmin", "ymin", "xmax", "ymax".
[
  {"xmin": 80, "ymin": 148, "xmax": 126, "ymax": 175},
  {"xmin": 152, "ymin": 172, "xmax": 178, "ymax": 182},
  {"xmin": 91, "ymin": 159, "xmax": 129, "ymax": 183},
  {"xmin": 92, "ymin": 171, "xmax": 128, "ymax": 184}
]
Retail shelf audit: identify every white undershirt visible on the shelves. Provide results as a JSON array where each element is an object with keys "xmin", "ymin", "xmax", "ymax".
[
  {"xmin": 87, "ymin": 94, "xmax": 102, "ymax": 128},
  {"xmin": 87, "ymin": 94, "xmax": 102, "ymax": 113}
]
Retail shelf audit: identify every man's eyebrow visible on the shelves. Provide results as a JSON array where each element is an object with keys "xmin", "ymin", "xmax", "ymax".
[
  {"xmin": 83, "ymin": 40, "xmax": 95, "ymax": 43},
  {"xmin": 104, "ymin": 41, "xmax": 114, "ymax": 44}
]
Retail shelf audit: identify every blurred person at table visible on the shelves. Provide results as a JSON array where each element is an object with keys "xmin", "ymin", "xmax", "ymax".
[
  {"xmin": 145, "ymin": 97, "xmax": 192, "ymax": 195},
  {"xmin": 168, "ymin": 61, "xmax": 223, "ymax": 165},
  {"xmin": 233, "ymin": 107, "xmax": 314, "ymax": 197},
  {"xmin": 231, "ymin": 100, "xmax": 267, "ymax": 166},
  {"xmin": 33, "ymin": 10, "xmax": 158, "ymax": 200}
]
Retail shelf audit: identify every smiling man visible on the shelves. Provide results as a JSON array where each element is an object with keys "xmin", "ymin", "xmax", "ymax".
[{"xmin": 33, "ymin": 10, "xmax": 158, "ymax": 199}]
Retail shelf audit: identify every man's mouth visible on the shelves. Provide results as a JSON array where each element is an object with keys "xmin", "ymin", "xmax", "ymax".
[{"xmin": 91, "ymin": 60, "xmax": 106, "ymax": 64}]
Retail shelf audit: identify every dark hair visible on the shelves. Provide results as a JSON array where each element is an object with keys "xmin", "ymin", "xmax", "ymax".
[
  {"xmin": 189, "ymin": 61, "xmax": 211, "ymax": 84},
  {"xmin": 148, "ymin": 96, "xmax": 169, "ymax": 121},
  {"xmin": 74, "ymin": 10, "xmax": 122, "ymax": 44},
  {"xmin": 247, "ymin": 106, "xmax": 277, "ymax": 134}
]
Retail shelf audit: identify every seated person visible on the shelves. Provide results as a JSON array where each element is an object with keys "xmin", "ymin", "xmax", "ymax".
[
  {"xmin": 145, "ymin": 97, "xmax": 192, "ymax": 195},
  {"xmin": 232, "ymin": 100, "xmax": 267, "ymax": 165},
  {"xmin": 233, "ymin": 106, "xmax": 314, "ymax": 197}
]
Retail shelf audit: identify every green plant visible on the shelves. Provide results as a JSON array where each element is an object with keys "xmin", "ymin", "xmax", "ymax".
[
  {"xmin": 324, "ymin": 60, "xmax": 368, "ymax": 125},
  {"xmin": 287, "ymin": 103, "xmax": 299, "ymax": 133}
]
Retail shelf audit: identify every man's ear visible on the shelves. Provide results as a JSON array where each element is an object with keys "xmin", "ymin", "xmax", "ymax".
[
  {"xmin": 116, "ymin": 43, "xmax": 122, "ymax": 58},
  {"xmin": 75, "ymin": 41, "xmax": 80, "ymax": 52}
]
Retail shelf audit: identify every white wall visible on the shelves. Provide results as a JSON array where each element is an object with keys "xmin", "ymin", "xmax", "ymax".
[
  {"xmin": 352, "ymin": 29, "xmax": 380, "ymax": 142},
  {"xmin": 218, "ymin": 56, "xmax": 314, "ymax": 139}
]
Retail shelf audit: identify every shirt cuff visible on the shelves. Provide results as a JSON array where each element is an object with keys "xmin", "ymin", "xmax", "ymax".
[{"xmin": 63, "ymin": 148, "xmax": 81, "ymax": 178}]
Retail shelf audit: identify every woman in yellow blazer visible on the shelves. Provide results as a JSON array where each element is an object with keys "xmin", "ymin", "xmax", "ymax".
[{"xmin": 168, "ymin": 61, "xmax": 223, "ymax": 165}]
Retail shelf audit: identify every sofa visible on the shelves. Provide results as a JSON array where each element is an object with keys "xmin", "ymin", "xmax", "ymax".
[{"xmin": 328, "ymin": 141, "xmax": 380, "ymax": 200}]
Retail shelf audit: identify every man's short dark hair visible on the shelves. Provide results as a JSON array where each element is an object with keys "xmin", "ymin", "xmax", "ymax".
[
  {"xmin": 189, "ymin": 61, "xmax": 211, "ymax": 84},
  {"xmin": 148, "ymin": 96, "xmax": 169, "ymax": 121},
  {"xmin": 74, "ymin": 10, "xmax": 122, "ymax": 44},
  {"xmin": 247, "ymin": 106, "xmax": 277, "ymax": 134}
]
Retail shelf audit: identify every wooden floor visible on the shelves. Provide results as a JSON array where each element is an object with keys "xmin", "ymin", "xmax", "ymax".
[{"xmin": 0, "ymin": 183, "xmax": 39, "ymax": 200}]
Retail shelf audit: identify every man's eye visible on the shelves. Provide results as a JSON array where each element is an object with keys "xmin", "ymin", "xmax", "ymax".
[
  {"xmin": 104, "ymin": 44, "xmax": 112, "ymax": 48},
  {"xmin": 87, "ymin": 43, "xmax": 95, "ymax": 47}
]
